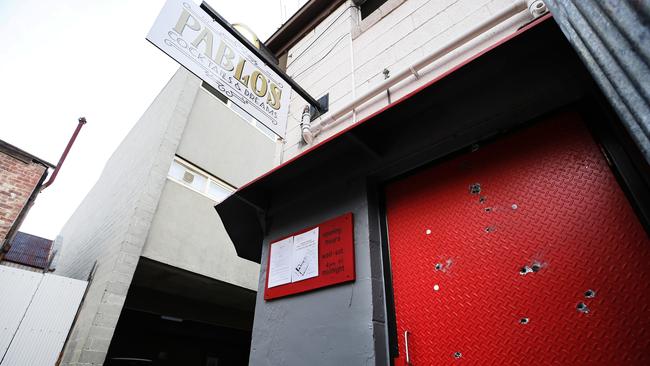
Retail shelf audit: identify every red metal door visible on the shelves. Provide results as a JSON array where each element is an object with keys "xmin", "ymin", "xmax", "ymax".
[{"xmin": 385, "ymin": 111, "xmax": 650, "ymax": 365}]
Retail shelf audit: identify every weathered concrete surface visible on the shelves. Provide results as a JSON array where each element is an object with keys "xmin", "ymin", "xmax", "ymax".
[
  {"xmin": 141, "ymin": 86, "xmax": 277, "ymax": 291},
  {"xmin": 176, "ymin": 88, "xmax": 277, "ymax": 187},
  {"xmin": 55, "ymin": 66, "xmax": 278, "ymax": 365},
  {"xmin": 141, "ymin": 180, "xmax": 260, "ymax": 290},
  {"xmin": 55, "ymin": 68, "xmax": 201, "ymax": 366}
]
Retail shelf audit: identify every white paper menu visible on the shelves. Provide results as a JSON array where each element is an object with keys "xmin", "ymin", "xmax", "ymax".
[
  {"xmin": 267, "ymin": 227, "xmax": 320, "ymax": 288},
  {"xmin": 268, "ymin": 236, "xmax": 293, "ymax": 288},
  {"xmin": 291, "ymin": 227, "xmax": 319, "ymax": 282}
]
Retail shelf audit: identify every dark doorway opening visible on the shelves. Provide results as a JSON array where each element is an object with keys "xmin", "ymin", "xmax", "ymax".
[
  {"xmin": 105, "ymin": 308, "xmax": 251, "ymax": 366},
  {"xmin": 106, "ymin": 258, "xmax": 256, "ymax": 366}
]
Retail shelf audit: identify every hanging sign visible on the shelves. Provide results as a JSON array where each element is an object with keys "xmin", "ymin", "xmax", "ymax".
[
  {"xmin": 147, "ymin": 0, "xmax": 291, "ymax": 137},
  {"xmin": 265, "ymin": 213, "xmax": 355, "ymax": 300}
]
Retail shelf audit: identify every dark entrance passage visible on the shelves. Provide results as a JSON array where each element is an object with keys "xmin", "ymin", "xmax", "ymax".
[
  {"xmin": 106, "ymin": 258, "xmax": 255, "ymax": 366},
  {"xmin": 105, "ymin": 308, "xmax": 250, "ymax": 365},
  {"xmin": 385, "ymin": 111, "xmax": 650, "ymax": 364}
]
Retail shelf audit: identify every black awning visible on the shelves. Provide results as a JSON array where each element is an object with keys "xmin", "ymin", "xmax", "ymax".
[
  {"xmin": 216, "ymin": 16, "xmax": 592, "ymax": 263},
  {"xmin": 215, "ymin": 194, "xmax": 265, "ymax": 262}
]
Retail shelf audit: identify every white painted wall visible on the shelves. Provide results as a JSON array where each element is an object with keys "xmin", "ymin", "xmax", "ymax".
[{"xmin": 280, "ymin": 0, "xmax": 535, "ymax": 160}]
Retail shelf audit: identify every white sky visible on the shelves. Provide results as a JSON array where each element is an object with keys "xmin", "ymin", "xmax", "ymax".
[{"xmin": 0, "ymin": 0, "xmax": 306, "ymax": 239}]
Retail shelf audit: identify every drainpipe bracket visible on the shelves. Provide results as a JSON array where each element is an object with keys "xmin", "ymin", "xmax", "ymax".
[{"xmin": 527, "ymin": 0, "xmax": 547, "ymax": 18}]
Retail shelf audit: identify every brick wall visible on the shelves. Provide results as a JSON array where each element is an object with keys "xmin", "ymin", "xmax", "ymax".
[
  {"xmin": 280, "ymin": 0, "xmax": 535, "ymax": 160},
  {"xmin": 0, "ymin": 152, "xmax": 47, "ymax": 246}
]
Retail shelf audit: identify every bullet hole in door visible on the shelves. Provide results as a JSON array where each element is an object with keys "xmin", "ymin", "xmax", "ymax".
[
  {"xmin": 584, "ymin": 289, "xmax": 596, "ymax": 298},
  {"xmin": 530, "ymin": 263, "xmax": 541, "ymax": 273},
  {"xmin": 469, "ymin": 183, "xmax": 481, "ymax": 194},
  {"xmin": 577, "ymin": 302, "xmax": 590, "ymax": 313},
  {"xmin": 454, "ymin": 352, "xmax": 462, "ymax": 359},
  {"xmin": 434, "ymin": 259, "xmax": 453, "ymax": 272},
  {"xmin": 479, "ymin": 196, "xmax": 487, "ymax": 204},
  {"xmin": 519, "ymin": 317, "xmax": 529, "ymax": 325},
  {"xmin": 485, "ymin": 226, "xmax": 496, "ymax": 233},
  {"xmin": 520, "ymin": 261, "xmax": 543, "ymax": 275}
]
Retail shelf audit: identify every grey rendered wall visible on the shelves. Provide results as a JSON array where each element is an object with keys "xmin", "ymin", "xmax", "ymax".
[
  {"xmin": 140, "ymin": 86, "xmax": 278, "ymax": 290},
  {"xmin": 55, "ymin": 68, "xmax": 201, "ymax": 366},
  {"xmin": 249, "ymin": 178, "xmax": 389, "ymax": 366},
  {"xmin": 141, "ymin": 180, "xmax": 260, "ymax": 290},
  {"xmin": 176, "ymin": 88, "xmax": 278, "ymax": 187}
]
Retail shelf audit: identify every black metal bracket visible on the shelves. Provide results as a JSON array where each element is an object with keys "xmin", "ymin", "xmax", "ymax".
[
  {"xmin": 310, "ymin": 94, "xmax": 329, "ymax": 121},
  {"xmin": 200, "ymin": 2, "xmax": 325, "ymax": 113}
]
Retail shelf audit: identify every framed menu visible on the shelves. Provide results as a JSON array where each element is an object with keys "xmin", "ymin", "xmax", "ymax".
[{"xmin": 264, "ymin": 213, "xmax": 355, "ymax": 300}]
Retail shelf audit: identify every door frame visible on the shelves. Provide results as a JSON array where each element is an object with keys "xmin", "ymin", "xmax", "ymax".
[{"xmin": 370, "ymin": 102, "xmax": 650, "ymax": 363}]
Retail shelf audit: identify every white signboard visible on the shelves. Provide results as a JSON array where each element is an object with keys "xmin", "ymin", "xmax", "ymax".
[{"xmin": 147, "ymin": 0, "xmax": 291, "ymax": 137}]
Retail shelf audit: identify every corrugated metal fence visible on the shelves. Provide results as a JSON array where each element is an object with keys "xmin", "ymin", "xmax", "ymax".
[
  {"xmin": 0, "ymin": 265, "xmax": 87, "ymax": 365},
  {"xmin": 545, "ymin": 0, "xmax": 650, "ymax": 164}
]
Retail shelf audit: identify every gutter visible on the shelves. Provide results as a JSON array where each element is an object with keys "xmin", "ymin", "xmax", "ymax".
[
  {"xmin": 0, "ymin": 140, "xmax": 55, "ymax": 169},
  {"xmin": 301, "ymin": 0, "xmax": 548, "ymax": 143},
  {"xmin": 1, "ymin": 117, "xmax": 87, "ymax": 259}
]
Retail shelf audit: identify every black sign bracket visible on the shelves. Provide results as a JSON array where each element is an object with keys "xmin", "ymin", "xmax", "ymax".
[{"xmin": 200, "ymin": 2, "xmax": 325, "ymax": 113}]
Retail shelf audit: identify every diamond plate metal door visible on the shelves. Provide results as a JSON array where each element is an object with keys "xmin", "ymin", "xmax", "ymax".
[{"xmin": 385, "ymin": 111, "xmax": 650, "ymax": 365}]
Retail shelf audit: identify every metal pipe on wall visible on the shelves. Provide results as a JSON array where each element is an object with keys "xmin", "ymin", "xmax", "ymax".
[
  {"xmin": 302, "ymin": 0, "xmax": 547, "ymax": 144},
  {"xmin": 41, "ymin": 117, "xmax": 87, "ymax": 190}
]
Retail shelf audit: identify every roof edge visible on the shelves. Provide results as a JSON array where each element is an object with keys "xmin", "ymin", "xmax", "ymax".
[
  {"xmin": 265, "ymin": 0, "xmax": 347, "ymax": 55},
  {"xmin": 0, "ymin": 140, "xmax": 55, "ymax": 169}
]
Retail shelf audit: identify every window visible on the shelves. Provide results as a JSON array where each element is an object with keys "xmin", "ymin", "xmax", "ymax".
[
  {"xmin": 167, "ymin": 157, "xmax": 235, "ymax": 203},
  {"xmin": 207, "ymin": 180, "xmax": 231, "ymax": 203},
  {"xmin": 360, "ymin": 0, "xmax": 388, "ymax": 19}
]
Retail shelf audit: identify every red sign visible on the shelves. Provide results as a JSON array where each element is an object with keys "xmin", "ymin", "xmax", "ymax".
[{"xmin": 264, "ymin": 213, "xmax": 355, "ymax": 300}]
